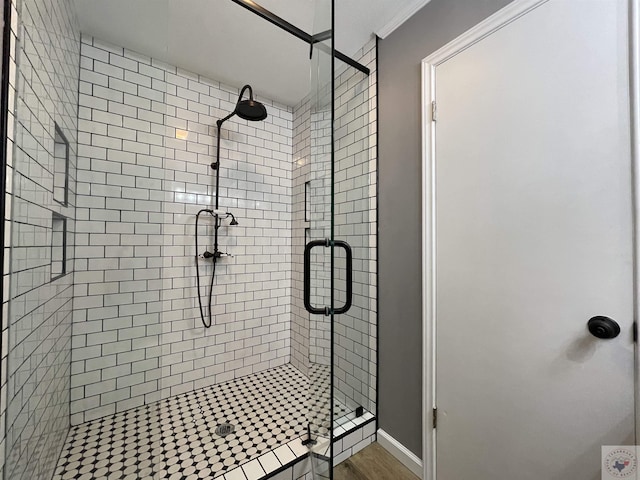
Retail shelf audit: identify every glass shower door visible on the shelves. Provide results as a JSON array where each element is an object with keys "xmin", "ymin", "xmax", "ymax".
[
  {"xmin": 306, "ymin": 56, "xmax": 375, "ymax": 480},
  {"xmin": 332, "ymin": 52, "xmax": 377, "ymax": 441},
  {"xmin": 306, "ymin": 6, "xmax": 377, "ymax": 479}
]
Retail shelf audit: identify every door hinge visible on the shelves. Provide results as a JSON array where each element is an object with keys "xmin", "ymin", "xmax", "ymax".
[
  {"xmin": 431, "ymin": 101, "xmax": 437, "ymax": 122},
  {"xmin": 634, "ymin": 321, "xmax": 637, "ymax": 343},
  {"xmin": 433, "ymin": 407, "xmax": 437, "ymax": 429}
]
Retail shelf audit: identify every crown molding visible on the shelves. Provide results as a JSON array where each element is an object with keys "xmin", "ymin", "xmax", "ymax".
[{"xmin": 375, "ymin": 0, "xmax": 432, "ymax": 39}]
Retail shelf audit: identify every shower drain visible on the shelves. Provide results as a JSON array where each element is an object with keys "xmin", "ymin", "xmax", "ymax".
[{"xmin": 215, "ymin": 423, "xmax": 235, "ymax": 437}]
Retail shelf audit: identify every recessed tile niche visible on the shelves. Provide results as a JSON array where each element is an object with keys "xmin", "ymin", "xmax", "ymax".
[
  {"xmin": 51, "ymin": 213, "xmax": 66, "ymax": 280},
  {"xmin": 53, "ymin": 124, "xmax": 69, "ymax": 206}
]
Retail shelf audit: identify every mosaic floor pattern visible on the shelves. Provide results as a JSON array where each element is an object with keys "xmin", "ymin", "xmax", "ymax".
[{"xmin": 53, "ymin": 363, "xmax": 349, "ymax": 480}]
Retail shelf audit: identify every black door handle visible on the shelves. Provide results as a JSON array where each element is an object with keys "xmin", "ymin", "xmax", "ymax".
[
  {"xmin": 333, "ymin": 240, "xmax": 352, "ymax": 315},
  {"xmin": 304, "ymin": 240, "xmax": 329, "ymax": 315},
  {"xmin": 587, "ymin": 316, "xmax": 620, "ymax": 339},
  {"xmin": 303, "ymin": 239, "xmax": 353, "ymax": 315}
]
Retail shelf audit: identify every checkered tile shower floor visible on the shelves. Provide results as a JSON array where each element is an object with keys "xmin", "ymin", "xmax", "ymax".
[{"xmin": 53, "ymin": 364, "xmax": 349, "ymax": 480}]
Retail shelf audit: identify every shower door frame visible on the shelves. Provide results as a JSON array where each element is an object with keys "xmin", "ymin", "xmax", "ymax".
[
  {"xmin": 229, "ymin": 0, "xmax": 369, "ymax": 76},
  {"xmin": 0, "ymin": 0, "xmax": 11, "ymax": 391}
]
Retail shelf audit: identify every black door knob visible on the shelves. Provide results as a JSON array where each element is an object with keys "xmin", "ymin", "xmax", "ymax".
[{"xmin": 587, "ymin": 316, "xmax": 620, "ymax": 339}]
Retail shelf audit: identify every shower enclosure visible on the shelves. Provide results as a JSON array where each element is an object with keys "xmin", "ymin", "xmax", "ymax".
[{"xmin": 0, "ymin": 0, "xmax": 377, "ymax": 479}]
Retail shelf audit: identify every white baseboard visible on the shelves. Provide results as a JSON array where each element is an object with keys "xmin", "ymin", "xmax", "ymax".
[{"xmin": 376, "ymin": 429, "xmax": 423, "ymax": 479}]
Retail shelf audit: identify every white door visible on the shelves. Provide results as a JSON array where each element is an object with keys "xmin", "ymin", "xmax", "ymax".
[{"xmin": 426, "ymin": 1, "xmax": 635, "ymax": 479}]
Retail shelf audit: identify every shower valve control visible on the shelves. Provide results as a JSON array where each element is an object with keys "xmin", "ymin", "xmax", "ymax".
[{"xmin": 199, "ymin": 251, "xmax": 233, "ymax": 259}]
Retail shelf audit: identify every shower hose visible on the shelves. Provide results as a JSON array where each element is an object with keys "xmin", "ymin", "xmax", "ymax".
[{"xmin": 195, "ymin": 209, "xmax": 216, "ymax": 328}]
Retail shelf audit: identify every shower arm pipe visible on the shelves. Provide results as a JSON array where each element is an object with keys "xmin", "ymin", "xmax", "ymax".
[
  {"xmin": 213, "ymin": 120, "xmax": 224, "ymax": 257},
  {"xmin": 212, "ymin": 118, "xmax": 235, "ymax": 256},
  {"xmin": 213, "ymin": 85, "xmax": 257, "ymax": 255},
  {"xmin": 213, "ymin": 84, "xmax": 256, "ymax": 169},
  {"xmin": 212, "ymin": 99, "xmax": 236, "ymax": 255}
]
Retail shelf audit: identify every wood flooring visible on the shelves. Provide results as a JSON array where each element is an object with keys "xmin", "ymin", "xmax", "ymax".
[{"xmin": 333, "ymin": 442, "xmax": 420, "ymax": 480}]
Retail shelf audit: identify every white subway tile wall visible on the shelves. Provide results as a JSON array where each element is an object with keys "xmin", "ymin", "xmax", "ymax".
[
  {"xmin": 4, "ymin": 1, "xmax": 80, "ymax": 480},
  {"xmin": 72, "ymin": 36, "xmax": 294, "ymax": 424},
  {"xmin": 308, "ymin": 101, "xmax": 333, "ymax": 367},
  {"xmin": 290, "ymin": 97, "xmax": 311, "ymax": 376}
]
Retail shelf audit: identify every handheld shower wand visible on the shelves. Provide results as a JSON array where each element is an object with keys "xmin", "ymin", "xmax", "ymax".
[{"xmin": 195, "ymin": 209, "xmax": 238, "ymax": 328}]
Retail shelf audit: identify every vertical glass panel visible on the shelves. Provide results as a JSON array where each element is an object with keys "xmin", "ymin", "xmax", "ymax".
[
  {"xmin": 5, "ymin": 1, "xmax": 169, "ymax": 479},
  {"xmin": 5, "ymin": 0, "xmax": 81, "ymax": 477},
  {"xmin": 332, "ymin": 52, "xmax": 377, "ymax": 439},
  {"xmin": 307, "ymin": 0, "xmax": 333, "ymax": 478}
]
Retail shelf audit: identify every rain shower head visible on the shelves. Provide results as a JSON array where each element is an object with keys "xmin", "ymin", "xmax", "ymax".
[
  {"xmin": 234, "ymin": 85, "xmax": 267, "ymax": 121},
  {"xmin": 213, "ymin": 84, "xmax": 268, "ymax": 171},
  {"xmin": 235, "ymin": 99, "xmax": 267, "ymax": 121},
  {"xmin": 217, "ymin": 84, "xmax": 267, "ymax": 127}
]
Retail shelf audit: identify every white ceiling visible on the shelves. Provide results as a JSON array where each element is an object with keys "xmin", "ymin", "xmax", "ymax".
[{"xmin": 72, "ymin": 0, "xmax": 425, "ymax": 106}]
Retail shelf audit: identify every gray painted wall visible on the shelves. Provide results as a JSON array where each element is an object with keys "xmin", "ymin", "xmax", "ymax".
[{"xmin": 378, "ymin": 0, "xmax": 514, "ymax": 458}]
